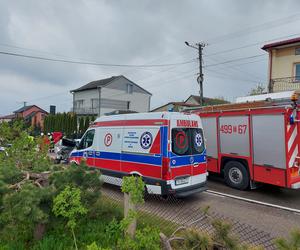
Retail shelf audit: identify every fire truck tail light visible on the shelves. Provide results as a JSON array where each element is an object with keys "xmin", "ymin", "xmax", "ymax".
[
  {"xmin": 162, "ymin": 158, "xmax": 171, "ymax": 180},
  {"xmin": 291, "ymin": 166, "xmax": 300, "ymax": 177}
]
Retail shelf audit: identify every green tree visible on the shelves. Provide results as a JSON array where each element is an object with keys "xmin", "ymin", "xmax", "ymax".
[
  {"xmin": 53, "ymin": 186, "xmax": 87, "ymax": 250},
  {"xmin": 249, "ymin": 83, "xmax": 266, "ymax": 96},
  {"xmin": 79, "ymin": 117, "xmax": 85, "ymax": 135},
  {"xmin": 43, "ymin": 116, "xmax": 48, "ymax": 133},
  {"xmin": 91, "ymin": 115, "xmax": 96, "ymax": 123},
  {"xmin": 72, "ymin": 113, "xmax": 78, "ymax": 138},
  {"xmin": 0, "ymin": 121, "xmax": 102, "ymax": 244},
  {"xmin": 84, "ymin": 116, "xmax": 90, "ymax": 131},
  {"xmin": 62, "ymin": 112, "xmax": 68, "ymax": 133}
]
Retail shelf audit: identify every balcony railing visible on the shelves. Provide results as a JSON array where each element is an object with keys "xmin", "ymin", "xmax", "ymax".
[
  {"xmin": 73, "ymin": 107, "xmax": 98, "ymax": 115},
  {"xmin": 270, "ymin": 76, "xmax": 300, "ymax": 92}
]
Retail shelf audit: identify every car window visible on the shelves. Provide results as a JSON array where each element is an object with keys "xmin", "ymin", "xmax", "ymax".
[
  {"xmin": 78, "ymin": 129, "xmax": 95, "ymax": 149},
  {"xmin": 191, "ymin": 128, "xmax": 205, "ymax": 154},
  {"xmin": 172, "ymin": 128, "xmax": 190, "ymax": 155},
  {"xmin": 172, "ymin": 128, "xmax": 204, "ymax": 155}
]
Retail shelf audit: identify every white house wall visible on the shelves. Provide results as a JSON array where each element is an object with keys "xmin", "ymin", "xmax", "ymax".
[{"xmin": 73, "ymin": 77, "xmax": 151, "ymax": 116}]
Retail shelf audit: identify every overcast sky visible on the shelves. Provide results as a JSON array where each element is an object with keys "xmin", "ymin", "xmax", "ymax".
[{"xmin": 1, "ymin": 0, "xmax": 300, "ymax": 115}]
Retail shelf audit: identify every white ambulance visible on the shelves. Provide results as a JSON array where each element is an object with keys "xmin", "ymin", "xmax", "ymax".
[{"xmin": 69, "ymin": 112, "xmax": 207, "ymax": 197}]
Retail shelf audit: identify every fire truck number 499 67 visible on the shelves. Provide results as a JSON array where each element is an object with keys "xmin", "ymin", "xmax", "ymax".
[{"xmin": 220, "ymin": 124, "xmax": 247, "ymax": 135}]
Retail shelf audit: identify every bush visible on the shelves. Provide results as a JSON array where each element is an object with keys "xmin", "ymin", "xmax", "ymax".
[
  {"xmin": 275, "ymin": 229, "xmax": 300, "ymax": 250},
  {"xmin": 181, "ymin": 228, "xmax": 213, "ymax": 250}
]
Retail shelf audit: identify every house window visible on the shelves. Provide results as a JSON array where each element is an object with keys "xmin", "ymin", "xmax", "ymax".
[
  {"xmin": 127, "ymin": 84, "xmax": 133, "ymax": 94},
  {"xmin": 295, "ymin": 48, "xmax": 300, "ymax": 55},
  {"xmin": 75, "ymin": 100, "xmax": 84, "ymax": 108},
  {"xmin": 296, "ymin": 64, "xmax": 300, "ymax": 81},
  {"xmin": 91, "ymin": 99, "xmax": 99, "ymax": 109}
]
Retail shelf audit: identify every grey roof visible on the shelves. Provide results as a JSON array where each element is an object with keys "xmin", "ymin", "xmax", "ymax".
[
  {"xmin": 185, "ymin": 95, "xmax": 229, "ymax": 105},
  {"xmin": 70, "ymin": 75, "xmax": 152, "ymax": 95},
  {"xmin": 71, "ymin": 76, "xmax": 120, "ymax": 92},
  {"xmin": 14, "ymin": 105, "xmax": 34, "ymax": 113}
]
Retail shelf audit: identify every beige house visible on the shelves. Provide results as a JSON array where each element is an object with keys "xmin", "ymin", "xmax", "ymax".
[{"xmin": 262, "ymin": 37, "xmax": 300, "ymax": 92}]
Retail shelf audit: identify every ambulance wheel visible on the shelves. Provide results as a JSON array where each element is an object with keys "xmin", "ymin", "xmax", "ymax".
[{"xmin": 224, "ymin": 161, "xmax": 249, "ymax": 190}]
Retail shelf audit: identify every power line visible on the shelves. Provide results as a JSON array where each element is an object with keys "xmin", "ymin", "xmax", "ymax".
[
  {"xmin": 136, "ymin": 61, "xmax": 197, "ymax": 84},
  {"xmin": 0, "ymin": 42, "xmax": 74, "ymax": 59},
  {"xmin": 206, "ymin": 32, "xmax": 300, "ymax": 57},
  {"xmin": 204, "ymin": 56, "xmax": 265, "ymax": 82},
  {"xmin": 227, "ymin": 58, "xmax": 267, "ymax": 67},
  {"xmin": 204, "ymin": 54, "xmax": 265, "ymax": 68},
  {"xmin": 205, "ymin": 68, "xmax": 261, "ymax": 84},
  {"xmin": 0, "ymin": 50, "xmax": 197, "ymax": 68},
  {"xmin": 207, "ymin": 12, "xmax": 300, "ymax": 44}
]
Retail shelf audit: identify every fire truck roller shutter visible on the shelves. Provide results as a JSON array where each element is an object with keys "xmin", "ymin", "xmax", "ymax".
[
  {"xmin": 252, "ymin": 114, "xmax": 287, "ymax": 187},
  {"xmin": 201, "ymin": 117, "xmax": 218, "ymax": 158},
  {"xmin": 252, "ymin": 114, "xmax": 286, "ymax": 169},
  {"xmin": 219, "ymin": 116, "xmax": 250, "ymax": 156}
]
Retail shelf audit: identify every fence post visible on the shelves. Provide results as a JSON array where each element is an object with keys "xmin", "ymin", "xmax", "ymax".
[{"xmin": 124, "ymin": 192, "xmax": 137, "ymax": 238}]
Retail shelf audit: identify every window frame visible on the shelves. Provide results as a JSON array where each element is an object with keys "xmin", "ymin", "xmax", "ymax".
[
  {"xmin": 295, "ymin": 47, "xmax": 300, "ymax": 55},
  {"xmin": 295, "ymin": 63, "xmax": 300, "ymax": 81},
  {"xmin": 75, "ymin": 100, "xmax": 84, "ymax": 108},
  {"xmin": 77, "ymin": 129, "xmax": 95, "ymax": 150},
  {"xmin": 127, "ymin": 84, "xmax": 133, "ymax": 94},
  {"xmin": 91, "ymin": 98, "xmax": 99, "ymax": 109},
  {"xmin": 171, "ymin": 128, "xmax": 205, "ymax": 156}
]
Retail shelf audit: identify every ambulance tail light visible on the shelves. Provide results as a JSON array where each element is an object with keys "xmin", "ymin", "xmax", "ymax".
[{"xmin": 162, "ymin": 158, "xmax": 171, "ymax": 180}]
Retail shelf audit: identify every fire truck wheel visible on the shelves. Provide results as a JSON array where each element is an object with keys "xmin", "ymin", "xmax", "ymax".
[{"xmin": 224, "ymin": 161, "xmax": 249, "ymax": 190}]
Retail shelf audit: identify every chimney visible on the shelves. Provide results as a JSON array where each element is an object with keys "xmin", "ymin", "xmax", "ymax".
[{"xmin": 50, "ymin": 105, "xmax": 56, "ymax": 115}]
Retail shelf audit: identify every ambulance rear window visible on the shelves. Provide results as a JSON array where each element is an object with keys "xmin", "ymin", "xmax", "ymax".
[
  {"xmin": 172, "ymin": 128, "xmax": 204, "ymax": 155},
  {"xmin": 172, "ymin": 128, "xmax": 189, "ymax": 155}
]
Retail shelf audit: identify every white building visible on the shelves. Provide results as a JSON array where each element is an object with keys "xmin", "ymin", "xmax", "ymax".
[
  {"xmin": 235, "ymin": 91, "xmax": 295, "ymax": 103},
  {"xmin": 70, "ymin": 75, "xmax": 152, "ymax": 116}
]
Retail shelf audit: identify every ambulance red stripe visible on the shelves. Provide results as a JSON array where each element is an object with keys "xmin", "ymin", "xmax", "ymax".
[{"xmin": 91, "ymin": 119, "xmax": 169, "ymax": 127}]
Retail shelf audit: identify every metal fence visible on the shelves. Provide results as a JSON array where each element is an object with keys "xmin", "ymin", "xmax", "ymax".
[{"xmin": 101, "ymin": 182, "xmax": 276, "ymax": 250}]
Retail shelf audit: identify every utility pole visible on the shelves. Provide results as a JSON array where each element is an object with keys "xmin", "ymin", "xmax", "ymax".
[{"xmin": 185, "ymin": 41, "xmax": 206, "ymax": 106}]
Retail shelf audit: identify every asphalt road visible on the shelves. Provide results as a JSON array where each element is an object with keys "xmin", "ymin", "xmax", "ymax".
[{"xmin": 207, "ymin": 173, "xmax": 300, "ymax": 210}]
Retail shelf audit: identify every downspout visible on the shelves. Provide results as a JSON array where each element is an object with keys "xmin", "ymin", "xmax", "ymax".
[
  {"xmin": 148, "ymin": 95, "xmax": 151, "ymax": 112},
  {"xmin": 72, "ymin": 91, "xmax": 75, "ymax": 113},
  {"xmin": 98, "ymin": 87, "xmax": 102, "ymax": 117},
  {"xmin": 268, "ymin": 49, "xmax": 273, "ymax": 93}
]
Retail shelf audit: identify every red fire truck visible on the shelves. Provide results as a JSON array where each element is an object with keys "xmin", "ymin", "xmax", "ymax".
[{"xmin": 192, "ymin": 96, "xmax": 300, "ymax": 190}]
